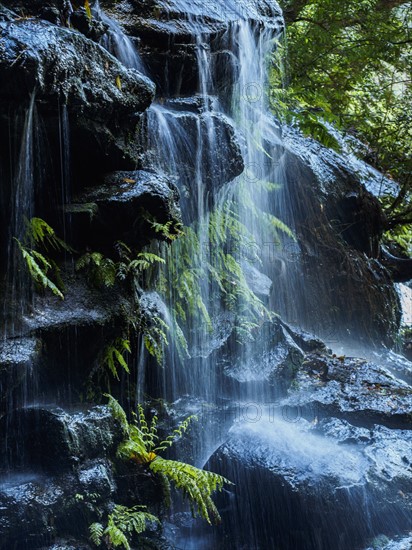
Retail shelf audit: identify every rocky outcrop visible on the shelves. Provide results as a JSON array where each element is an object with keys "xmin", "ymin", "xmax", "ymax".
[
  {"xmin": 69, "ymin": 170, "xmax": 182, "ymax": 248},
  {"xmin": 215, "ymin": 319, "xmax": 304, "ymax": 397},
  {"xmin": 142, "ymin": 100, "xmax": 244, "ymax": 216},
  {"xmin": 0, "ymin": 406, "xmax": 121, "ymax": 473},
  {"xmin": 0, "ymin": 403, "xmax": 163, "ymax": 549},
  {"xmin": 100, "ymin": 0, "xmax": 284, "ymax": 95},
  {"xmin": 267, "ymin": 127, "xmax": 402, "ymax": 347},
  {"xmin": 0, "ymin": 19, "xmax": 154, "ymax": 117},
  {"xmin": 0, "ymin": 338, "xmax": 41, "ymax": 408},
  {"xmin": 279, "ymin": 353, "xmax": 412, "ymax": 429}
]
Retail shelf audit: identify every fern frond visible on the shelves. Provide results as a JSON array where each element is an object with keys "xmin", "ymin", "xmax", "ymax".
[
  {"xmin": 106, "ymin": 397, "xmax": 231, "ymax": 525},
  {"xmin": 101, "ymin": 338, "xmax": 131, "ymax": 380},
  {"xmin": 76, "ymin": 252, "xmax": 117, "ymax": 289},
  {"xmin": 155, "ymin": 415, "xmax": 198, "ymax": 452},
  {"xmin": 15, "ymin": 239, "xmax": 64, "ymax": 299},
  {"xmin": 105, "ymin": 393, "xmax": 129, "ymax": 435},
  {"xmin": 150, "ymin": 457, "xmax": 231, "ymax": 524},
  {"xmin": 25, "ymin": 217, "xmax": 73, "ymax": 252},
  {"xmin": 128, "ymin": 252, "xmax": 165, "ymax": 274},
  {"xmin": 89, "ymin": 522, "xmax": 104, "ymax": 546},
  {"xmin": 99, "ymin": 505, "xmax": 159, "ymax": 550}
]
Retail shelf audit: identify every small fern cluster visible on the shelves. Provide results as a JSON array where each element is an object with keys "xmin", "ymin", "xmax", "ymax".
[
  {"xmin": 141, "ymin": 315, "xmax": 169, "ymax": 365},
  {"xmin": 14, "ymin": 217, "xmax": 71, "ymax": 299},
  {"xmin": 89, "ymin": 504, "xmax": 159, "ymax": 550},
  {"xmin": 102, "ymin": 338, "xmax": 131, "ymax": 380},
  {"xmin": 76, "ymin": 243, "xmax": 164, "ymax": 291},
  {"xmin": 142, "ymin": 210, "xmax": 185, "ymax": 243},
  {"xmin": 106, "ymin": 396, "xmax": 231, "ymax": 525}
]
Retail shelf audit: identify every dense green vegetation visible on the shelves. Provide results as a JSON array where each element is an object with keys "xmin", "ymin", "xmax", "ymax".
[{"xmin": 276, "ymin": 0, "xmax": 412, "ymax": 252}]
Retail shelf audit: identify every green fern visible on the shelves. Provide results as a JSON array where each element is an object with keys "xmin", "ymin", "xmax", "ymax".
[
  {"xmin": 25, "ymin": 217, "xmax": 73, "ymax": 252},
  {"xmin": 89, "ymin": 505, "xmax": 159, "ymax": 550},
  {"xmin": 150, "ymin": 457, "xmax": 226, "ymax": 524},
  {"xmin": 14, "ymin": 238, "xmax": 64, "ymax": 299},
  {"xmin": 89, "ymin": 522, "xmax": 104, "ymax": 546},
  {"xmin": 76, "ymin": 252, "xmax": 117, "ymax": 289},
  {"xmin": 107, "ymin": 397, "xmax": 231, "ymax": 525},
  {"xmin": 104, "ymin": 393, "xmax": 129, "ymax": 433},
  {"xmin": 128, "ymin": 252, "xmax": 165, "ymax": 274},
  {"xmin": 13, "ymin": 217, "xmax": 72, "ymax": 299},
  {"xmin": 142, "ymin": 315, "xmax": 169, "ymax": 365},
  {"xmin": 101, "ymin": 338, "xmax": 131, "ymax": 380},
  {"xmin": 142, "ymin": 211, "xmax": 184, "ymax": 242}
]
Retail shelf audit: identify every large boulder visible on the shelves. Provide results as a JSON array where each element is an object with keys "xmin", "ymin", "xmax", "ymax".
[
  {"xmin": 266, "ymin": 126, "xmax": 401, "ymax": 347},
  {"xmin": 215, "ymin": 319, "xmax": 304, "ymax": 398},
  {"xmin": 0, "ymin": 406, "xmax": 122, "ymax": 473},
  {"xmin": 208, "ymin": 416, "xmax": 412, "ymax": 550},
  {"xmin": 0, "ymin": 460, "xmax": 116, "ymax": 549}
]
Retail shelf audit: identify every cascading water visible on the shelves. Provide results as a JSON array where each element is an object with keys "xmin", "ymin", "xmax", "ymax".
[
  {"xmin": 3, "ymin": 93, "xmax": 37, "ymax": 338},
  {"xmin": 1, "ymin": 1, "xmax": 410, "ymax": 548},
  {"xmin": 94, "ymin": 0, "xmax": 146, "ymax": 73}
]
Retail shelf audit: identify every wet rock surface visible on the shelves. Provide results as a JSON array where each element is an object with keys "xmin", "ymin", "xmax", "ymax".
[
  {"xmin": 0, "ymin": 19, "xmax": 154, "ymax": 117},
  {"xmin": 363, "ymin": 534, "xmax": 412, "ymax": 550},
  {"xmin": 142, "ymin": 103, "xmax": 244, "ymax": 212},
  {"xmin": 0, "ymin": 338, "xmax": 41, "ymax": 409},
  {"xmin": 216, "ymin": 319, "xmax": 304, "ymax": 397},
  {"xmin": 100, "ymin": 0, "xmax": 284, "ymax": 95},
  {"xmin": 280, "ymin": 353, "xmax": 412, "ymax": 429},
  {"xmin": 208, "ymin": 414, "xmax": 412, "ymax": 550},
  {"xmin": 275, "ymin": 127, "xmax": 402, "ymax": 347},
  {"xmin": 0, "ymin": 461, "xmax": 116, "ymax": 549},
  {"xmin": 70, "ymin": 170, "xmax": 182, "ymax": 247},
  {"xmin": 0, "ymin": 406, "xmax": 121, "ymax": 472},
  {"xmin": 242, "ymin": 262, "xmax": 273, "ymax": 301}
]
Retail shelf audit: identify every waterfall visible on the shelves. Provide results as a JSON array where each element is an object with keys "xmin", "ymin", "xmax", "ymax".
[{"xmin": 3, "ymin": 94, "xmax": 37, "ymax": 338}]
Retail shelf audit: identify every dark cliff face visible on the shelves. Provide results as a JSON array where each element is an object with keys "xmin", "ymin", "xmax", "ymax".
[{"xmin": 0, "ymin": 1, "xmax": 410, "ymax": 549}]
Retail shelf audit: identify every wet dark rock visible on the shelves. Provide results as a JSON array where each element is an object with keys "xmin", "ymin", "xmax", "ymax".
[
  {"xmin": 371, "ymin": 350, "xmax": 412, "ymax": 386},
  {"xmin": 188, "ymin": 311, "xmax": 236, "ymax": 360},
  {"xmin": 216, "ymin": 319, "xmax": 304, "ymax": 396},
  {"xmin": 71, "ymin": 170, "xmax": 182, "ymax": 248},
  {"xmin": 100, "ymin": 0, "xmax": 283, "ymax": 95},
  {"xmin": 78, "ymin": 459, "xmax": 116, "ymax": 499},
  {"xmin": 275, "ymin": 127, "xmax": 401, "ymax": 347},
  {"xmin": 364, "ymin": 534, "xmax": 412, "ymax": 549},
  {"xmin": 281, "ymin": 322, "xmax": 328, "ymax": 353},
  {"xmin": 0, "ymin": 459, "xmax": 116, "ymax": 550},
  {"xmin": 143, "ymin": 105, "xmax": 244, "ymax": 211},
  {"xmin": 0, "ymin": 19, "xmax": 155, "ymax": 117},
  {"xmin": 17, "ymin": 273, "xmax": 134, "ymax": 396},
  {"xmin": 381, "ymin": 248, "xmax": 412, "ymax": 283},
  {"xmin": 40, "ymin": 541, "xmax": 93, "ymax": 550},
  {"xmin": 0, "ymin": 16, "xmax": 156, "ymax": 187},
  {"xmin": 0, "ymin": 337, "xmax": 41, "ymax": 407},
  {"xmin": 208, "ymin": 415, "xmax": 412, "ymax": 550},
  {"xmin": 70, "ymin": 8, "xmax": 109, "ymax": 42},
  {"xmin": 0, "ymin": 5, "xmax": 17, "ymax": 21},
  {"xmin": 241, "ymin": 262, "xmax": 273, "ymax": 301},
  {"xmin": 281, "ymin": 354, "xmax": 412, "ymax": 429},
  {"xmin": 0, "ymin": 406, "xmax": 122, "ymax": 473}
]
